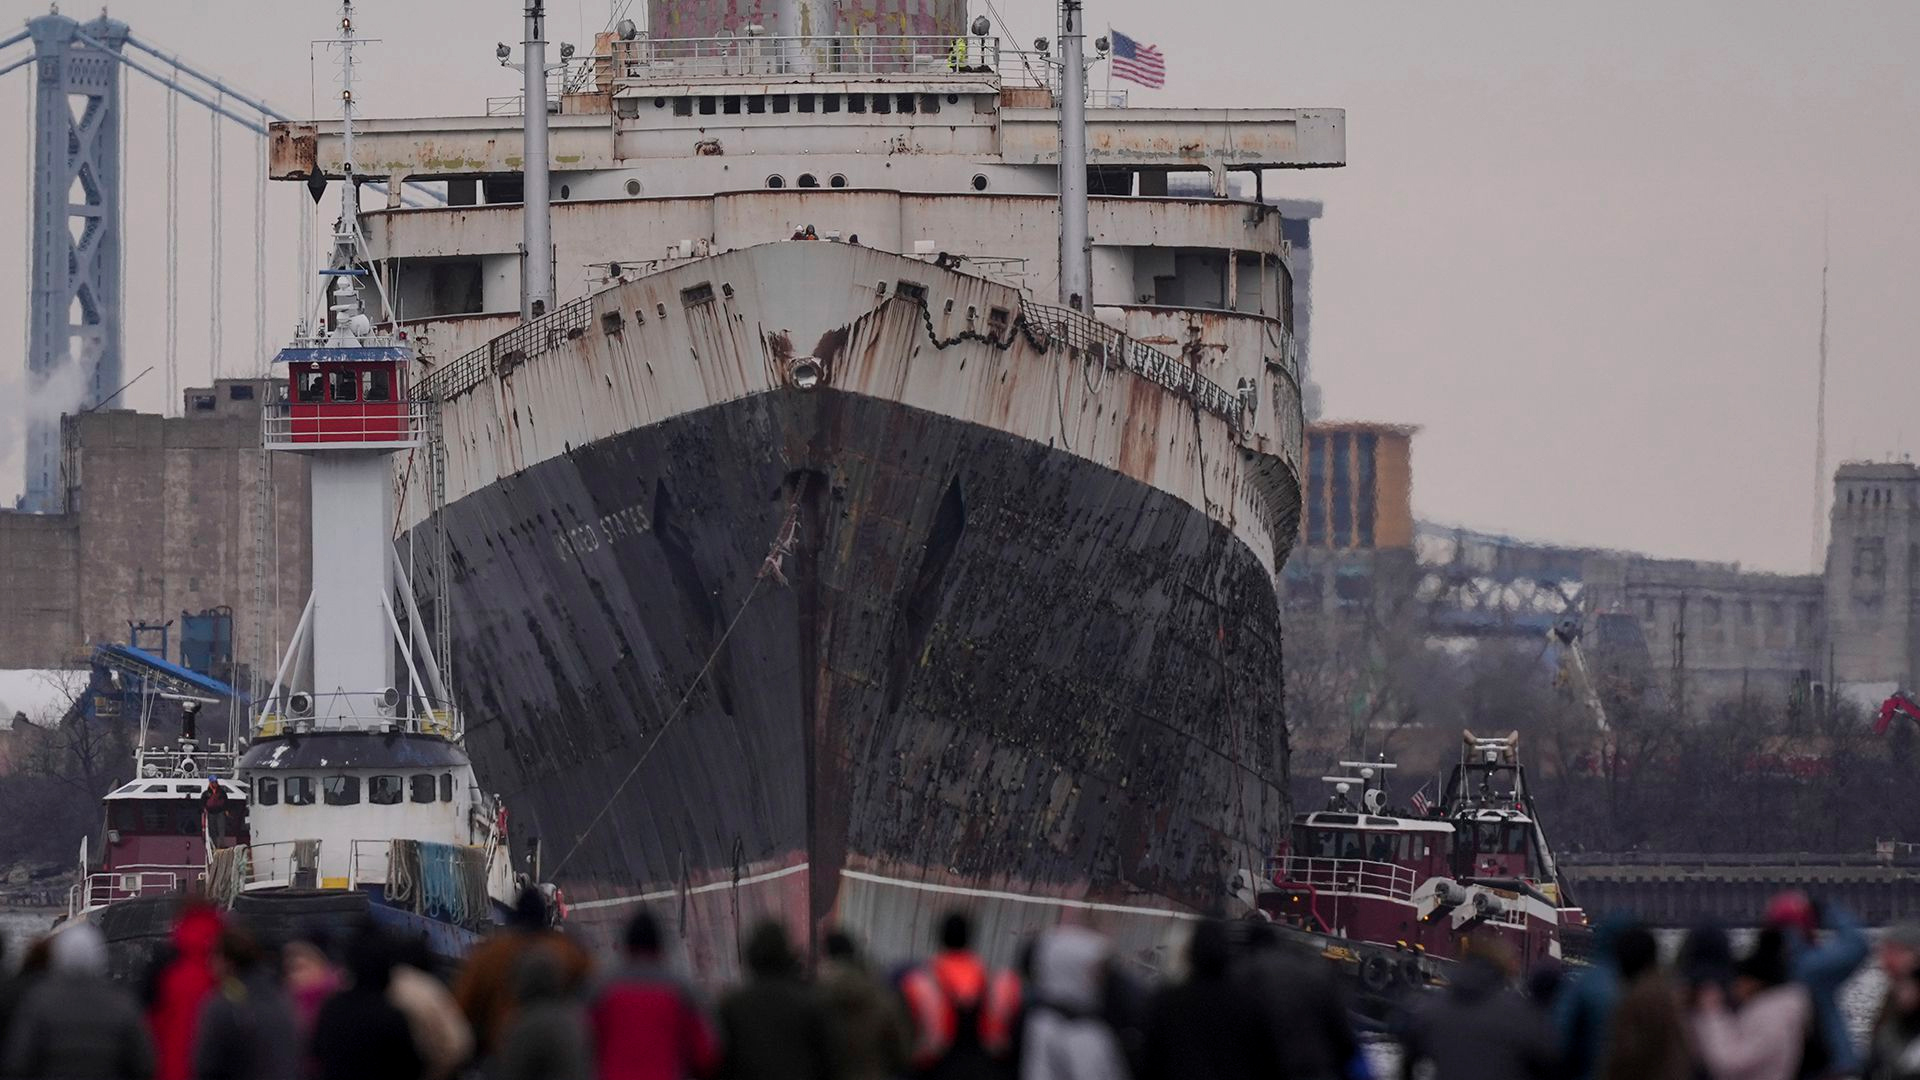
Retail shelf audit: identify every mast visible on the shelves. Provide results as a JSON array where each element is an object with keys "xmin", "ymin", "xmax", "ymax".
[
  {"xmin": 1056, "ymin": 0, "xmax": 1091, "ymax": 314},
  {"xmin": 521, "ymin": 0, "xmax": 554, "ymax": 319}
]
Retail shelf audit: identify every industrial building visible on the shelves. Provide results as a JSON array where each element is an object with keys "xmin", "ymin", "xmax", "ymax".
[
  {"xmin": 1286, "ymin": 422, "xmax": 1920, "ymax": 716},
  {"xmin": 0, "ymin": 380, "xmax": 310, "ymax": 685}
]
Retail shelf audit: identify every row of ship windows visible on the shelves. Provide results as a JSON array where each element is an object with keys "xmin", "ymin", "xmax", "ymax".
[
  {"xmin": 763, "ymin": 173, "xmax": 989, "ymax": 192},
  {"xmin": 660, "ymin": 91, "xmax": 958, "ymax": 117},
  {"xmin": 255, "ymin": 773, "xmax": 454, "ymax": 807}
]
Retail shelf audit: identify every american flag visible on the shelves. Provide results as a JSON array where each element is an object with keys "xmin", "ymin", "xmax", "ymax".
[
  {"xmin": 1110, "ymin": 30, "xmax": 1165, "ymax": 89},
  {"xmin": 1409, "ymin": 784, "xmax": 1431, "ymax": 816}
]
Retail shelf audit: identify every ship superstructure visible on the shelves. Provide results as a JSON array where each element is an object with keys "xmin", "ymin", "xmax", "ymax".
[{"xmin": 266, "ymin": 0, "xmax": 1341, "ymax": 976}]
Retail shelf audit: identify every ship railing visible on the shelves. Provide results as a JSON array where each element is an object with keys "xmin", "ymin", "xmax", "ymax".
[
  {"xmin": 73, "ymin": 863, "xmax": 203, "ymax": 913},
  {"xmin": 418, "ymin": 296, "xmax": 593, "ymax": 405},
  {"xmin": 1268, "ymin": 856, "xmax": 1418, "ymax": 904},
  {"xmin": 233, "ymin": 840, "xmax": 323, "ymax": 891},
  {"xmin": 1027, "ymin": 303, "xmax": 1247, "ymax": 432},
  {"xmin": 350, "ymin": 840, "xmax": 392, "ymax": 888},
  {"xmin": 263, "ymin": 402, "xmax": 429, "ymax": 449},
  {"xmin": 609, "ymin": 34, "xmax": 1001, "ymax": 84},
  {"xmin": 136, "ymin": 744, "xmax": 240, "ymax": 781},
  {"xmin": 256, "ymin": 692, "xmax": 460, "ymax": 739}
]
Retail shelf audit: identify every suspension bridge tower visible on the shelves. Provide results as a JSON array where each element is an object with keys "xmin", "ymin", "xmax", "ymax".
[{"xmin": 22, "ymin": 10, "xmax": 127, "ymax": 512}]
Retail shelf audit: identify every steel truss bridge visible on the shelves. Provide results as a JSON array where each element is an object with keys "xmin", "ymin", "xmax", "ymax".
[{"xmin": 1414, "ymin": 521, "xmax": 1596, "ymax": 638}]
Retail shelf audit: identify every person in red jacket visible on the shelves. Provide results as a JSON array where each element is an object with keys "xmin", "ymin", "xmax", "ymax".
[
  {"xmin": 588, "ymin": 908, "xmax": 718, "ymax": 1080},
  {"xmin": 145, "ymin": 901, "xmax": 224, "ymax": 1080}
]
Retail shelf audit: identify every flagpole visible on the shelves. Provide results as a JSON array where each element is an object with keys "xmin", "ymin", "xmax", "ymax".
[{"xmin": 1105, "ymin": 23, "xmax": 1113, "ymax": 105}]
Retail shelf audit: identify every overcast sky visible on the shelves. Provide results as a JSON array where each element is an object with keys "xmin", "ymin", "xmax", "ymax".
[{"xmin": 2, "ymin": 0, "xmax": 1915, "ymax": 573}]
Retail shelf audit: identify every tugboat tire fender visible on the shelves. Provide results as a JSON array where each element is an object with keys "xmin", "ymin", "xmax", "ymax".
[{"xmin": 1359, "ymin": 953, "xmax": 1395, "ymax": 993}]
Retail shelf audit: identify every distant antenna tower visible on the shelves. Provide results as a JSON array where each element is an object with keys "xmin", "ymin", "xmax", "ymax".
[{"xmin": 1810, "ymin": 210, "xmax": 1830, "ymax": 572}]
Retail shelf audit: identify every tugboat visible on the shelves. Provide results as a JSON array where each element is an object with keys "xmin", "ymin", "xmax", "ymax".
[
  {"xmin": 201, "ymin": 2, "xmax": 520, "ymax": 962},
  {"xmin": 66, "ymin": 689, "xmax": 248, "ymax": 978},
  {"xmin": 1249, "ymin": 731, "xmax": 1587, "ymax": 1021}
]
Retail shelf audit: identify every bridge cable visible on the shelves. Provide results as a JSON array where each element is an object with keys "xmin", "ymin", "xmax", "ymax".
[
  {"xmin": 165, "ymin": 65, "xmax": 179, "ymax": 414},
  {"xmin": 119, "ymin": 62, "xmax": 128, "ymax": 381},
  {"xmin": 254, "ymin": 122, "xmax": 266, "ymax": 369},
  {"xmin": 209, "ymin": 92, "xmax": 223, "ymax": 379},
  {"xmin": 21, "ymin": 77, "xmax": 30, "ymax": 365}
]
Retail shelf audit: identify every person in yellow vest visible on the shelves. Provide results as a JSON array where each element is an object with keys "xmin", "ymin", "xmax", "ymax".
[{"xmin": 948, "ymin": 36, "xmax": 967, "ymax": 72}]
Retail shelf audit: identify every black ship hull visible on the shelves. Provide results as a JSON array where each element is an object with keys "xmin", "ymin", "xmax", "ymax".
[{"xmin": 410, "ymin": 383, "xmax": 1288, "ymax": 978}]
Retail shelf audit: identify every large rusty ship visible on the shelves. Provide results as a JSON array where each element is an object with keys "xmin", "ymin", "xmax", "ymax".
[{"xmin": 268, "ymin": 0, "xmax": 1342, "ymax": 977}]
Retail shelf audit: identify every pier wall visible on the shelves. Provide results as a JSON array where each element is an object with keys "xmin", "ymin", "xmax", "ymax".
[{"xmin": 1564, "ymin": 854, "xmax": 1920, "ymax": 926}]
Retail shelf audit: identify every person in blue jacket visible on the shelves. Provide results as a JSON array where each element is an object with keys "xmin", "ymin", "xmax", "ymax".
[{"xmin": 1768, "ymin": 891, "xmax": 1870, "ymax": 1077}]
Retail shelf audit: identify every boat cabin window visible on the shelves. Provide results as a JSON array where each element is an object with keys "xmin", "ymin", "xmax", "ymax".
[
  {"xmin": 323, "ymin": 775, "xmax": 360, "ymax": 806},
  {"xmin": 362, "ymin": 369, "xmax": 393, "ymax": 402},
  {"xmin": 1470, "ymin": 821, "xmax": 1533, "ymax": 856},
  {"xmin": 439, "ymin": 774, "xmax": 454, "ymax": 802},
  {"xmin": 111, "ymin": 801, "xmax": 198, "ymax": 835},
  {"xmin": 370, "ymin": 775, "xmax": 403, "ymax": 805},
  {"xmin": 410, "ymin": 775, "xmax": 436, "ymax": 804},
  {"xmin": 285, "ymin": 777, "xmax": 315, "ymax": 805},
  {"xmin": 297, "ymin": 371, "xmax": 326, "ymax": 403},
  {"xmin": 255, "ymin": 777, "xmax": 279, "ymax": 806},
  {"xmin": 328, "ymin": 370, "xmax": 358, "ymax": 403},
  {"xmin": 1297, "ymin": 826, "xmax": 1416, "ymax": 863}
]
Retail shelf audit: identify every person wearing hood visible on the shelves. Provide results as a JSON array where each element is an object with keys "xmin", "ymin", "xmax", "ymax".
[
  {"xmin": 818, "ymin": 929, "xmax": 910, "ymax": 1080},
  {"xmin": 388, "ymin": 935, "xmax": 474, "ymax": 1080},
  {"xmin": 193, "ymin": 927, "xmax": 301, "ymax": 1080},
  {"xmin": 589, "ymin": 908, "xmax": 718, "ymax": 1080},
  {"xmin": 1768, "ymin": 891, "xmax": 1869, "ymax": 1077},
  {"xmin": 1234, "ymin": 919, "xmax": 1359, "ymax": 1080},
  {"xmin": 312, "ymin": 926, "xmax": 425, "ymax": 1080},
  {"xmin": 1554, "ymin": 916, "xmax": 1637, "ymax": 1080},
  {"xmin": 1398, "ymin": 937, "xmax": 1557, "ymax": 1080},
  {"xmin": 715, "ymin": 921, "xmax": 835, "ymax": 1080},
  {"xmin": 1140, "ymin": 919, "xmax": 1273, "ymax": 1080},
  {"xmin": 2, "ymin": 923, "xmax": 154, "ymax": 1080},
  {"xmin": 1691, "ymin": 928, "xmax": 1811, "ymax": 1080},
  {"xmin": 1017, "ymin": 926, "xmax": 1129, "ymax": 1080},
  {"xmin": 491, "ymin": 944, "xmax": 593, "ymax": 1080},
  {"xmin": 1597, "ymin": 925, "xmax": 1690, "ymax": 1080},
  {"xmin": 1865, "ymin": 923, "xmax": 1920, "ymax": 1080},
  {"xmin": 145, "ymin": 901, "xmax": 224, "ymax": 1080}
]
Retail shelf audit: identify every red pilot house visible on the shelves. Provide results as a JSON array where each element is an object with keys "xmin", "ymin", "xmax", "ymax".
[{"xmin": 273, "ymin": 323, "xmax": 414, "ymax": 445}]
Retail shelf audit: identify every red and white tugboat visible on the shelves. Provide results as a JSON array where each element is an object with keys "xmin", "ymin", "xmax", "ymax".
[
  {"xmin": 1251, "ymin": 731, "xmax": 1587, "ymax": 1019},
  {"xmin": 66, "ymin": 696, "xmax": 248, "ymax": 977}
]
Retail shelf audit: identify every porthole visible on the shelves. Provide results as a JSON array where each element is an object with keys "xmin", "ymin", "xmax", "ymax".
[
  {"xmin": 559, "ymin": 184, "xmax": 571, "ymax": 200},
  {"xmin": 972, "ymin": 174, "xmax": 988, "ymax": 191},
  {"xmin": 797, "ymin": 173, "xmax": 819, "ymax": 188},
  {"xmin": 625, "ymin": 178, "xmax": 642, "ymax": 197},
  {"xmin": 654, "ymin": 96, "xmax": 667, "ymax": 108},
  {"xmin": 829, "ymin": 174, "xmax": 848, "ymax": 188},
  {"xmin": 766, "ymin": 175, "xmax": 786, "ymax": 189}
]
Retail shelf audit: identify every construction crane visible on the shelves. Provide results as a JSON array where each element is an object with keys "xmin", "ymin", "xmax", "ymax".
[{"xmin": 1550, "ymin": 618, "xmax": 1612, "ymax": 733}]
